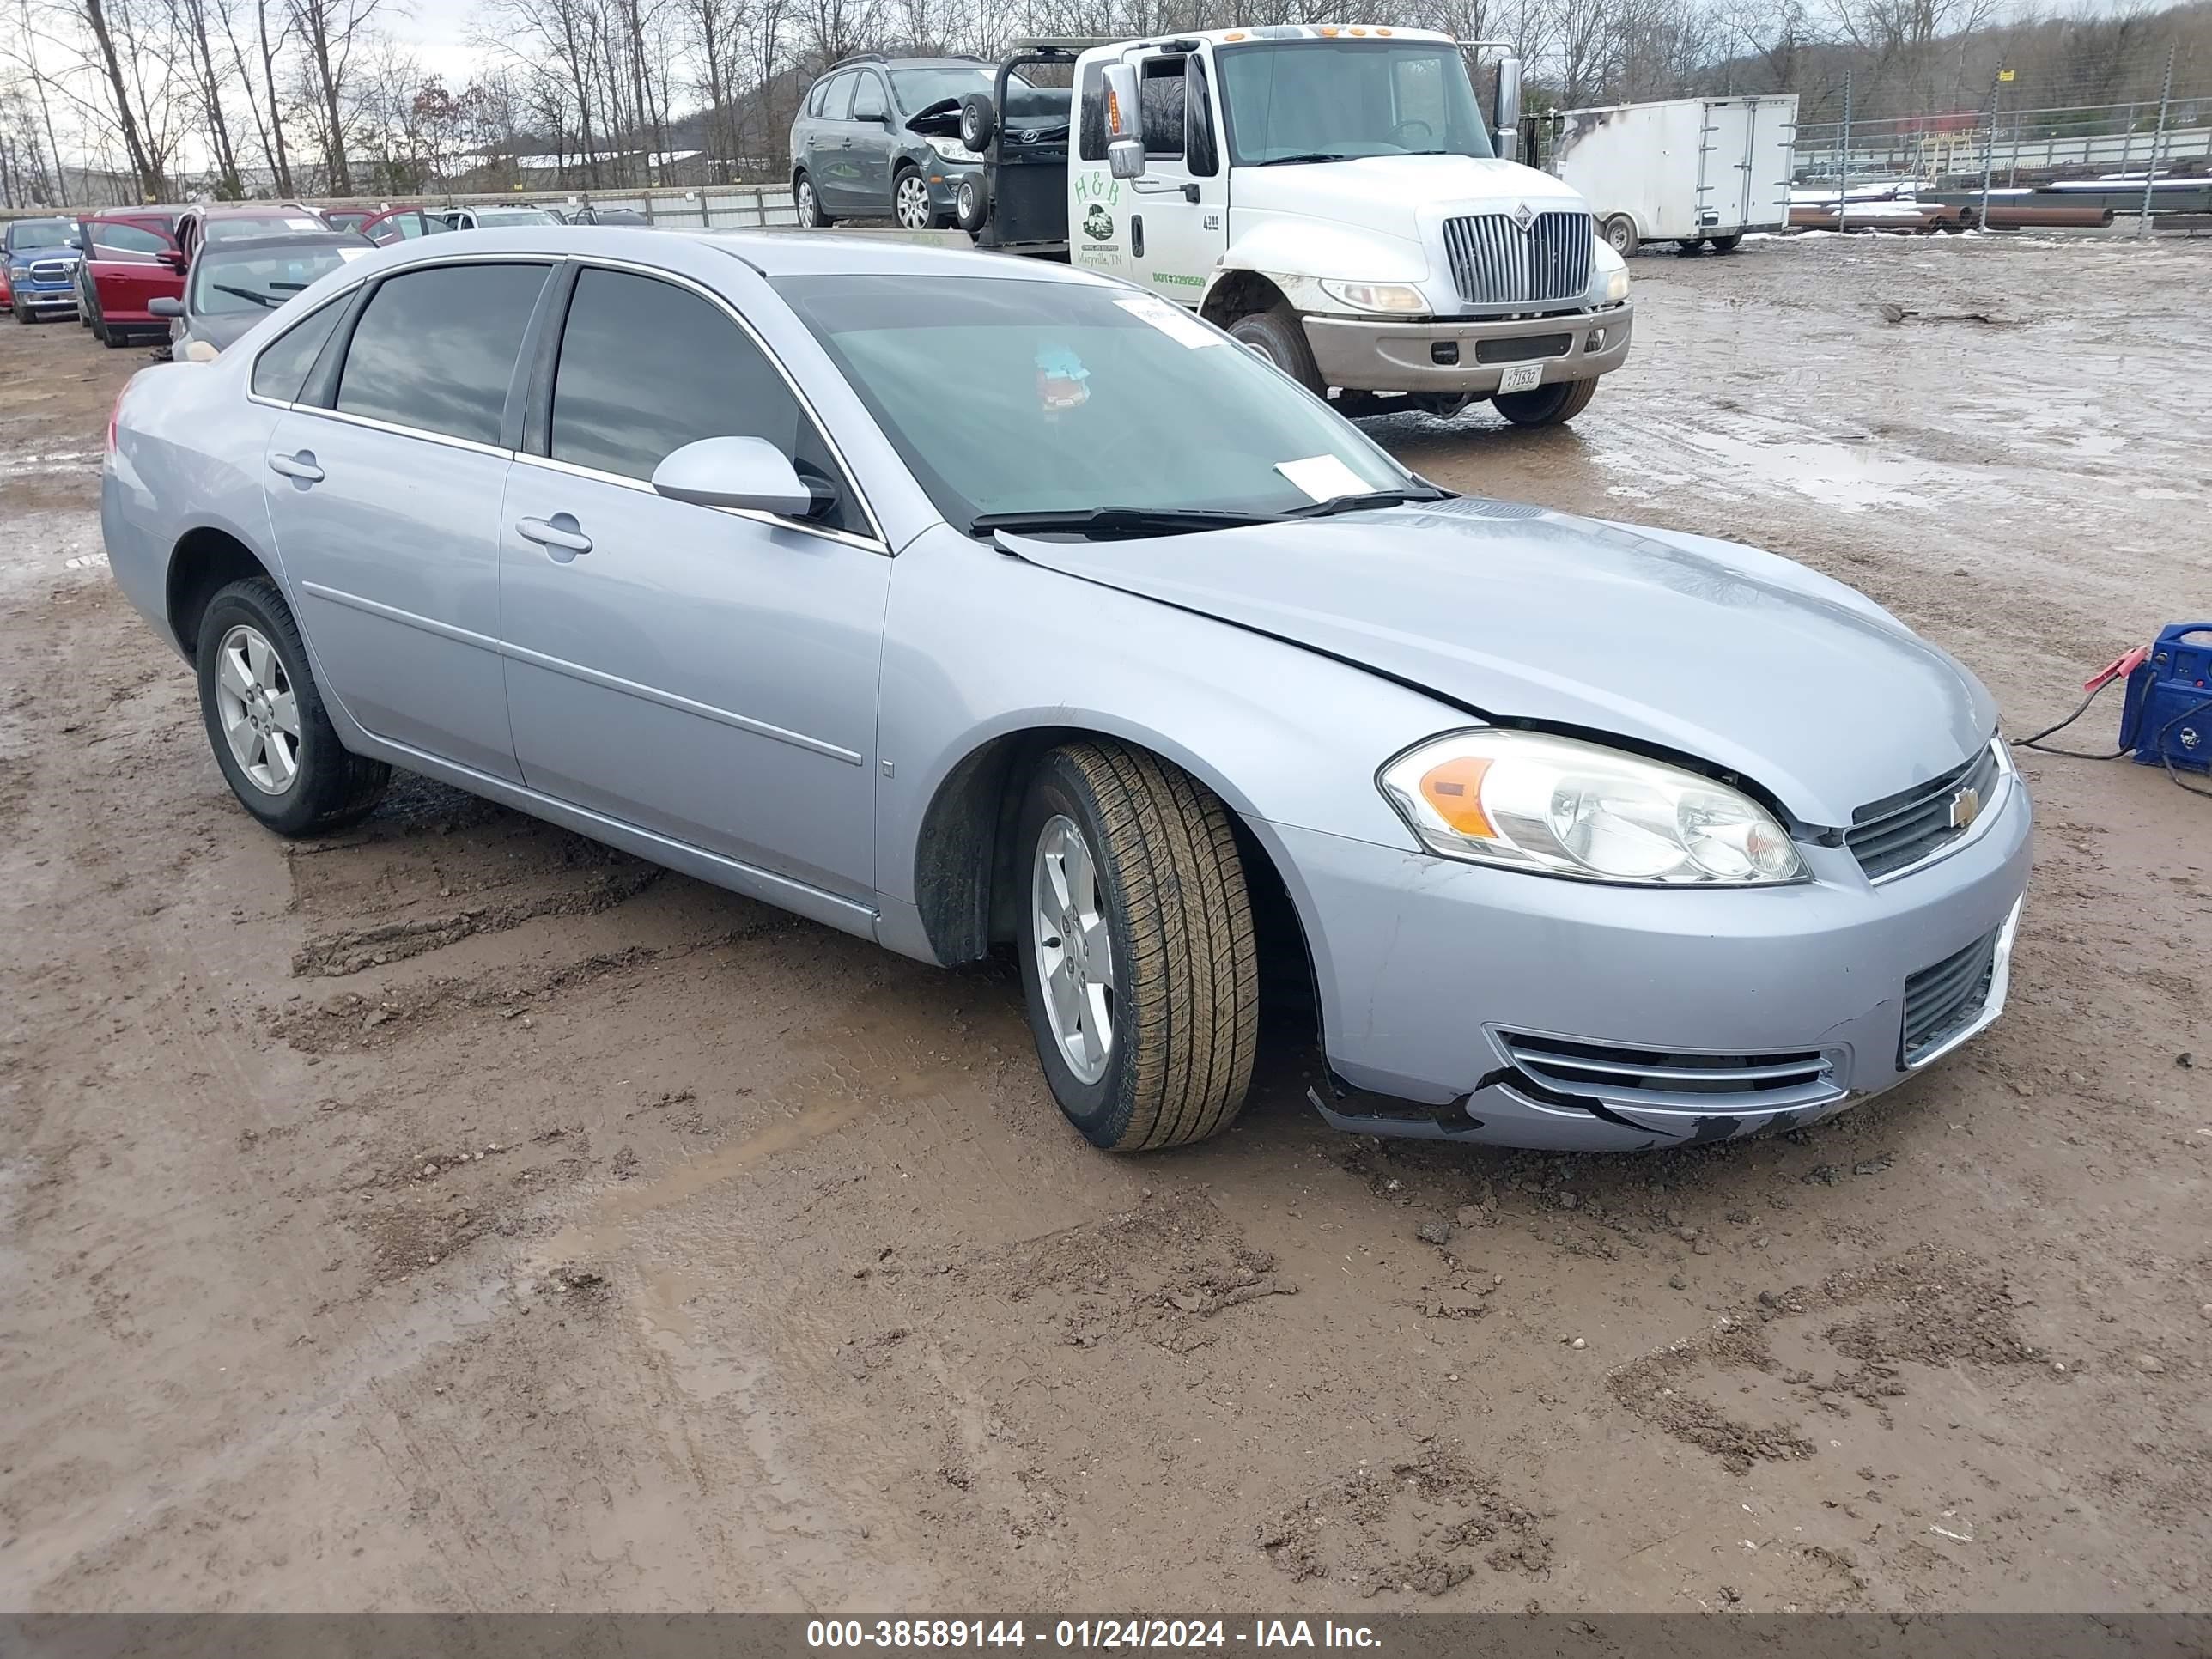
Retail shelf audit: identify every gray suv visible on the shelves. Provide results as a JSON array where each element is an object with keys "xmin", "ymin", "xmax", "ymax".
[{"xmin": 789, "ymin": 55, "xmax": 1014, "ymax": 230}]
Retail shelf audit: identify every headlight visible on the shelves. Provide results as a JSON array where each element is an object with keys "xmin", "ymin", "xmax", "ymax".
[
  {"xmin": 1378, "ymin": 729, "xmax": 1806, "ymax": 885},
  {"xmin": 1318, "ymin": 279, "xmax": 1427, "ymax": 314},
  {"xmin": 1605, "ymin": 267, "xmax": 1630, "ymax": 303},
  {"xmin": 923, "ymin": 135, "xmax": 981, "ymax": 162}
]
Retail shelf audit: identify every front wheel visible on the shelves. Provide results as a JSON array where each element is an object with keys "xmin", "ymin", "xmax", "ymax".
[
  {"xmin": 893, "ymin": 167, "xmax": 941, "ymax": 230},
  {"xmin": 197, "ymin": 577, "xmax": 391, "ymax": 836},
  {"xmin": 1226, "ymin": 307, "xmax": 1324, "ymax": 397},
  {"xmin": 954, "ymin": 173, "xmax": 989, "ymax": 234},
  {"xmin": 1493, "ymin": 377, "xmax": 1599, "ymax": 428},
  {"xmin": 1016, "ymin": 742, "xmax": 1260, "ymax": 1152}
]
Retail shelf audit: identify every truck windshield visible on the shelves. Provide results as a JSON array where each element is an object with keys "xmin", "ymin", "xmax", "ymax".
[
  {"xmin": 7, "ymin": 218, "xmax": 76, "ymax": 251},
  {"xmin": 1215, "ymin": 40, "xmax": 1494, "ymax": 165},
  {"xmin": 774, "ymin": 273, "xmax": 1408, "ymax": 532}
]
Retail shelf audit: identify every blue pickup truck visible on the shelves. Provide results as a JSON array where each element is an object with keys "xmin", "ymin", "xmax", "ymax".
[{"xmin": 5, "ymin": 216, "xmax": 83, "ymax": 322}]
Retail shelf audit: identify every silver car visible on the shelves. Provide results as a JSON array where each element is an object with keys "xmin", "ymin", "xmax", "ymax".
[{"xmin": 101, "ymin": 228, "xmax": 2032, "ymax": 1153}]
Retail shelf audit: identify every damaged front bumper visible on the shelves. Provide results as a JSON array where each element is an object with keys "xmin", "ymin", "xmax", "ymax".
[{"xmin": 1250, "ymin": 780, "xmax": 2031, "ymax": 1152}]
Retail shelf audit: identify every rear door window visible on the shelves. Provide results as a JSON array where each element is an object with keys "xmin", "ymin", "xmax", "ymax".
[
  {"xmin": 252, "ymin": 301, "xmax": 347, "ymax": 403},
  {"xmin": 820, "ymin": 72, "xmax": 856, "ymax": 119},
  {"xmin": 548, "ymin": 266, "xmax": 857, "ymax": 534},
  {"xmin": 335, "ymin": 263, "xmax": 548, "ymax": 447}
]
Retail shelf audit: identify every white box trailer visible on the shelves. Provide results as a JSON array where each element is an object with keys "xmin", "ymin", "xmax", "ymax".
[{"xmin": 1539, "ymin": 94, "xmax": 1797, "ymax": 256}]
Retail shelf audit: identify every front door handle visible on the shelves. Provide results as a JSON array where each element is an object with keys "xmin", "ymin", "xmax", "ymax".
[
  {"xmin": 268, "ymin": 450, "xmax": 323, "ymax": 483},
  {"xmin": 518, "ymin": 514, "xmax": 592, "ymax": 560}
]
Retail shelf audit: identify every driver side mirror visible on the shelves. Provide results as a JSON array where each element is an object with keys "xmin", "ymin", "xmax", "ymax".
[
  {"xmin": 159, "ymin": 247, "xmax": 188, "ymax": 270},
  {"xmin": 652, "ymin": 435, "xmax": 826, "ymax": 520},
  {"xmin": 1103, "ymin": 63, "xmax": 1145, "ymax": 179},
  {"xmin": 149, "ymin": 296, "xmax": 184, "ymax": 319},
  {"xmin": 1493, "ymin": 56, "xmax": 1523, "ymax": 161}
]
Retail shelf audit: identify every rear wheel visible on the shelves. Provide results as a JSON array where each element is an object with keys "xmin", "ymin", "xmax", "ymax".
[
  {"xmin": 1674, "ymin": 238, "xmax": 1706, "ymax": 255},
  {"xmin": 955, "ymin": 173, "xmax": 989, "ymax": 234},
  {"xmin": 1016, "ymin": 742, "xmax": 1260, "ymax": 1152},
  {"xmin": 1709, "ymin": 233, "xmax": 1744, "ymax": 253},
  {"xmin": 1226, "ymin": 307, "xmax": 1324, "ymax": 397},
  {"xmin": 196, "ymin": 578, "xmax": 390, "ymax": 837},
  {"xmin": 793, "ymin": 173, "xmax": 833, "ymax": 228},
  {"xmin": 1493, "ymin": 376, "xmax": 1599, "ymax": 428},
  {"xmin": 893, "ymin": 166, "xmax": 941, "ymax": 230},
  {"xmin": 1602, "ymin": 214, "xmax": 1639, "ymax": 257}
]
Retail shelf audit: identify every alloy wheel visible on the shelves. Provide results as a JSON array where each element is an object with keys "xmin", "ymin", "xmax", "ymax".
[
  {"xmin": 896, "ymin": 173, "xmax": 932, "ymax": 229},
  {"xmin": 1031, "ymin": 814, "xmax": 1115, "ymax": 1084},
  {"xmin": 796, "ymin": 179, "xmax": 817, "ymax": 227},
  {"xmin": 214, "ymin": 623, "xmax": 300, "ymax": 795}
]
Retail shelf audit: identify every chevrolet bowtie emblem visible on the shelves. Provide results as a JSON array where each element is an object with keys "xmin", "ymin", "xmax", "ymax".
[
  {"xmin": 1948, "ymin": 787, "xmax": 1981, "ymax": 830},
  {"xmin": 1511, "ymin": 201, "xmax": 1536, "ymax": 231}
]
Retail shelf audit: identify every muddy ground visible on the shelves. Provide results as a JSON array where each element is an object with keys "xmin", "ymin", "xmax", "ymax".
[{"xmin": 1, "ymin": 232, "xmax": 2207, "ymax": 1614}]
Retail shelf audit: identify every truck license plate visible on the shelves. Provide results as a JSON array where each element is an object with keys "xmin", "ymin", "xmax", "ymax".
[{"xmin": 1498, "ymin": 363, "xmax": 1545, "ymax": 394}]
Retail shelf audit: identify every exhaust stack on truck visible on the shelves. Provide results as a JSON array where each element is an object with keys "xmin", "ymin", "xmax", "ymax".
[{"xmin": 948, "ymin": 27, "xmax": 1633, "ymax": 428}]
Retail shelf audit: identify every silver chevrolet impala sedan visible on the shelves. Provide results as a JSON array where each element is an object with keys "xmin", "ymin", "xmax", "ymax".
[{"xmin": 102, "ymin": 228, "xmax": 2032, "ymax": 1153}]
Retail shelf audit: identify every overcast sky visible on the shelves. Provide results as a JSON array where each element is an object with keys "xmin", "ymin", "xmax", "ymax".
[{"xmin": 388, "ymin": 2, "xmax": 489, "ymax": 82}]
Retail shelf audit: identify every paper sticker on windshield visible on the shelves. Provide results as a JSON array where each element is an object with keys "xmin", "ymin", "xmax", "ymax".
[
  {"xmin": 284, "ymin": 217, "xmax": 322, "ymax": 230},
  {"xmin": 1275, "ymin": 454, "xmax": 1372, "ymax": 503},
  {"xmin": 336, "ymin": 246, "xmax": 370, "ymax": 260},
  {"xmin": 1115, "ymin": 295, "xmax": 1221, "ymax": 349},
  {"xmin": 1036, "ymin": 345, "xmax": 1091, "ymax": 411}
]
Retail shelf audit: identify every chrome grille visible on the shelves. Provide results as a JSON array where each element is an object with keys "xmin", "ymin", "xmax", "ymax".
[
  {"xmin": 28, "ymin": 258, "xmax": 76, "ymax": 283},
  {"xmin": 1846, "ymin": 742, "xmax": 2002, "ymax": 880},
  {"xmin": 1900, "ymin": 926, "xmax": 2001, "ymax": 1066},
  {"xmin": 1498, "ymin": 1031, "xmax": 1839, "ymax": 1113},
  {"xmin": 1440, "ymin": 211, "xmax": 1593, "ymax": 309}
]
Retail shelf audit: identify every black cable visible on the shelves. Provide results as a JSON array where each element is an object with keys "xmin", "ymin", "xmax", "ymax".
[
  {"xmin": 2015, "ymin": 676, "xmax": 2127, "ymax": 761},
  {"xmin": 2156, "ymin": 696, "xmax": 2212, "ymax": 799}
]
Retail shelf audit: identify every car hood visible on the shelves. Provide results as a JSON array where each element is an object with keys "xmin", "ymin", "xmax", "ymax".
[
  {"xmin": 7, "ymin": 241, "xmax": 76, "ymax": 264},
  {"xmin": 1230, "ymin": 155, "xmax": 1584, "ymax": 223},
  {"xmin": 1001, "ymin": 498, "xmax": 1995, "ymax": 828},
  {"xmin": 198, "ymin": 313, "xmax": 260, "ymax": 352}
]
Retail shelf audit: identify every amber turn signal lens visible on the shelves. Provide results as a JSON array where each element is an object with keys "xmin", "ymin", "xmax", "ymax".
[{"xmin": 1419, "ymin": 756, "xmax": 1496, "ymax": 838}]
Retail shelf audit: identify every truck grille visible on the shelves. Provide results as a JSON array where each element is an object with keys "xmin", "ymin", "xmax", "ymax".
[
  {"xmin": 1441, "ymin": 211, "xmax": 1593, "ymax": 310},
  {"xmin": 29, "ymin": 258, "xmax": 76, "ymax": 283},
  {"xmin": 1899, "ymin": 926, "xmax": 2001, "ymax": 1066},
  {"xmin": 1846, "ymin": 741, "xmax": 2002, "ymax": 880},
  {"xmin": 1498, "ymin": 1030, "xmax": 1840, "ymax": 1112}
]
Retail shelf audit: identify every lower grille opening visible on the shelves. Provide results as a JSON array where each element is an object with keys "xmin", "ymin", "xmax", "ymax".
[
  {"xmin": 1499, "ymin": 1031, "xmax": 1838, "ymax": 1111},
  {"xmin": 1900, "ymin": 926, "xmax": 2001, "ymax": 1065},
  {"xmin": 1477, "ymin": 333, "xmax": 1572, "ymax": 365}
]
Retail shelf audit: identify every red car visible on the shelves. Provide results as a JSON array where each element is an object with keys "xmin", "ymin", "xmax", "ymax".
[
  {"xmin": 321, "ymin": 204, "xmax": 447, "ymax": 245},
  {"xmin": 76, "ymin": 206, "xmax": 191, "ymax": 348}
]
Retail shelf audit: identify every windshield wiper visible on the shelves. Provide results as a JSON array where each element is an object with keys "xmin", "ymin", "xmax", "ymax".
[
  {"xmin": 974, "ymin": 506, "xmax": 1282, "ymax": 539},
  {"xmin": 1279, "ymin": 487, "xmax": 1454, "ymax": 519},
  {"xmin": 1253, "ymin": 151, "xmax": 1355, "ymax": 167},
  {"xmin": 210, "ymin": 283, "xmax": 284, "ymax": 308}
]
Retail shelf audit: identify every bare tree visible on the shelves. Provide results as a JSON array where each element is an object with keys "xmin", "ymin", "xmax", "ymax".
[{"xmin": 289, "ymin": 0, "xmax": 381, "ymax": 193}]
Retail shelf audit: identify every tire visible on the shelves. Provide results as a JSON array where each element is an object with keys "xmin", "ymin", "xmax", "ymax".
[
  {"xmin": 1015, "ymin": 741, "xmax": 1260, "ymax": 1153},
  {"xmin": 954, "ymin": 172, "xmax": 989, "ymax": 234},
  {"xmin": 793, "ymin": 172, "xmax": 833, "ymax": 228},
  {"xmin": 1709, "ymin": 233, "xmax": 1743, "ymax": 253},
  {"xmin": 196, "ymin": 577, "xmax": 390, "ymax": 837},
  {"xmin": 1493, "ymin": 376, "xmax": 1599, "ymax": 428},
  {"xmin": 1674, "ymin": 238, "xmax": 1706, "ymax": 255},
  {"xmin": 1226, "ymin": 307, "xmax": 1324, "ymax": 397},
  {"xmin": 103, "ymin": 326, "xmax": 136, "ymax": 349},
  {"xmin": 958, "ymin": 92, "xmax": 997, "ymax": 155},
  {"xmin": 1602, "ymin": 214, "xmax": 1639, "ymax": 257},
  {"xmin": 893, "ymin": 165, "xmax": 942, "ymax": 230}
]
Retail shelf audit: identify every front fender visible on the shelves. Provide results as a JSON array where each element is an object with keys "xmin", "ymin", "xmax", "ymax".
[{"xmin": 1212, "ymin": 212, "xmax": 1431, "ymax": 293}]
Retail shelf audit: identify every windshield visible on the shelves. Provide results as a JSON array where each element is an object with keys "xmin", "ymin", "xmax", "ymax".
[
  {"xmin": 7, "ymin": 217, "xmax": 76, "ymax": 251},
  {"xmin": 472, "ymin": 207, "xmax": 557, "ymax": 226},
  {"xmin": 1215, "ymin": 40, "xmax": 1494, "ymax": 164},
  {"xmin": 191, "ymin": 246, "xmax": 355, "ymax": 315},
  {"xmin": 889, "ymin": 66, "xmax": 1031, "ymax": 115},
  {"xmin": 774, "ymin": 274, "xmax": 1407, "ymax": 531},
  {"xmin": 205, "ymin": 213, "xmax": 328, "ymax": 243}
]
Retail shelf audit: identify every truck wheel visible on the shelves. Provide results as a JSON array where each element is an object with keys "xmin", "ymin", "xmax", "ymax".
[
  {"xmin": 1602, "ymin": 215, "xmax": 1639, "ymax": 257},
  {"xmin": 959, "ymin": 93, "xmax": 997, "ymax": 154},
  {"xmin": 1674, "ymin": 238, "xmax": 1706, "ymax": 255},
  {"xmin": 955, "ymin": 173, "xmax": 989, "ymax": 234},
  {"xmin": 1493, "ymin": 377, "xmax": 1598, "ymax": 428},
  {"xmin": 793, "ymin": 173, "xmax": 833, "ymax": 228},
  {"xmin": 197, "ymin": 577, "xmax": 391, "ymax": 837},
  {"xmin": 1709, "ymin": 233, "xmax": 1744, "ymax": 254},
  {"xmin": 1015, "ymin": 741, "xmax": 1260, "ymax": 1152},
  {"xmin": 1227, "ymin": 307, "xmax": 1324, "ymax": 397}
]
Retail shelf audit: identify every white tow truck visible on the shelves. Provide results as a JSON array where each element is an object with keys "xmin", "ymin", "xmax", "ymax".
[{"xmin": 946, "ymin": 27, "xmax": 1633, "ymax": 427}]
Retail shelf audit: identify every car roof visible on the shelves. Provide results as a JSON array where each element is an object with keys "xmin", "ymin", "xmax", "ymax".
[
  {"xmin": 198, "ymin": 204, "xmax": 324, "ymax": 218},
  {"xmin": 694, "ymin": 228, "xmax": 1109, "ymax": 285}
]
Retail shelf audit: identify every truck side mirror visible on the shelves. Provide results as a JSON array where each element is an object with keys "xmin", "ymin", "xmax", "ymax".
[
  {"xmin": 1103, "ymin": 62, "xmax": 1144, "ymax": 178},
  {"xmin": 1493, "ymin": 56, "xmax": 1523, "ymax": 161}
]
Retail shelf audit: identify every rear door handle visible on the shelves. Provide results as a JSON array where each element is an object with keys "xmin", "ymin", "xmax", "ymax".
[
  {"xmin": 268, "ymin": 450, "xmax": 323, "ymax": 483},
  {"xmin": 518, "ymin": 514, "xmax": 592, "ymax": 559}
]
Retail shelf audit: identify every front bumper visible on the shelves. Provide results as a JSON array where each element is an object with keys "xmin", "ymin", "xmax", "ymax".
[
  {"xmin": 12, "ymin": 283, "xmax": 77, "ymax": 313},
  {"xmin": 1304, "ymin": 303, "xmax": 1633, "ymax": 395},
  {"xmin": 1257, "ymin": 764, "xmax": 2032, "ymax": 1151}
]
